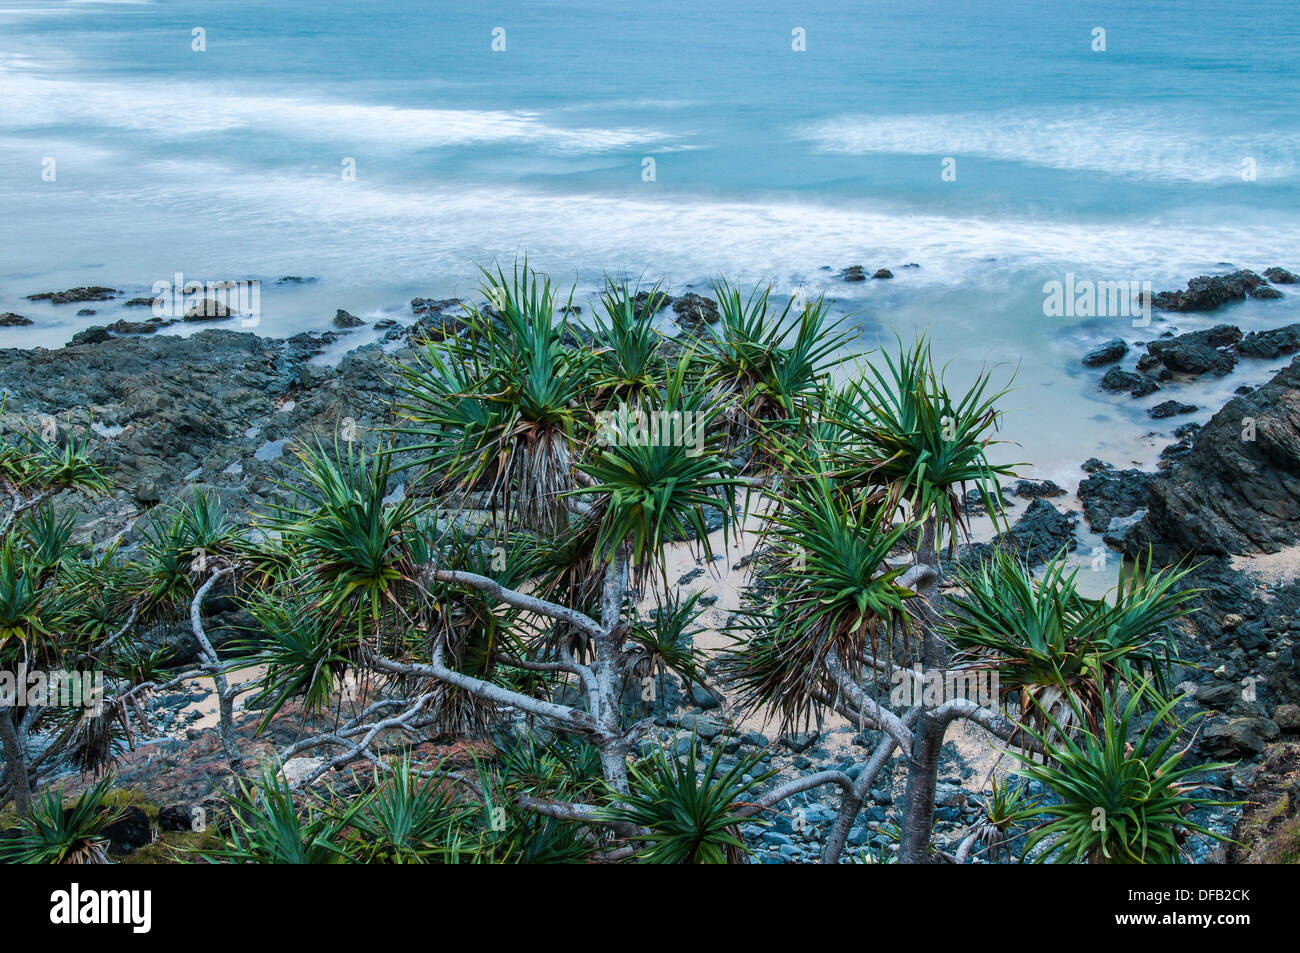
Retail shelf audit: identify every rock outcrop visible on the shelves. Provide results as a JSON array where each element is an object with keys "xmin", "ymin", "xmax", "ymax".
[
  {"xmin": 1126, "ymin": 356, "xmax": 1300, "ymax": 561},
  {"xmin": 1147, "ymin": 270, "xmax": 1284, "ymax": 312}
]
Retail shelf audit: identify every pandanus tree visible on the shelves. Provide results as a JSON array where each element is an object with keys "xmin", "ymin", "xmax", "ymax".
[
  {"xmin": 722, "ymin": 337, "xmax": 1220, "ymax": 863},
  {"xmin": 0, "ymin": 421, "xmax": 115, "ymax": 817},
  {"xmin": 230, "ymin": 266, "xmax": 1224, "ymax": 863},
  {"xmin": 1013, "ymin": 673, "xmax": 1234, "ymax": 864},
  {"xmin": 694, "ymin": 279, "xmax": 852, "ymax": 466},
  {"xmin": 255, "ymin": 267, "xmax": 745, "ymax": 799},
  {"xmin": 0, "ymin": 422, "xmax": 244, "ymax": 815},
  {"xmin": 231, "ymin": 268, "xmax": 872, "ymax": 865}
]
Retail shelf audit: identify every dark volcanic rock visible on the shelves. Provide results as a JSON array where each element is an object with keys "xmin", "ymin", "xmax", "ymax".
[
  {"xmin": 1012, "ymin": 479, "xmax": 1066, "ymax": 499},
  {"xmin": 673, "ymin": 293, "xmax": 719, "ymax": 330},
  {"xmin": 1126, "ymin": 356, "xmax": 1300, "ymax": 561},
  {"xmin": 1148, "ymin": 554, "xmax": 1300, "ymax": 764},
  {"xmin": 1145, "ymin": 324, "xmax": 1242, "ymax": 377},
  {"xmin": 1077, "ymin": 467, "xmax": 1151, "ymax": 533},
  {"xmin": 1263, "ymin": 267, "xmax": 1298, "ymax": 285},
  {"xmin": 1149, "ymin": 400, "xmax": 1198, "ymax": 419},
  {"xmin": 408, "ymin": 308, "xmax": 469, "ymax": 343},
  {"xmin": 69, "ymin": 326, "xmax": 112, "ymax": 346},
  {"xmin": 1082, "ymin": 338, "xmax": 1128, "ymax": 367},
  {"xmin": 1148, "ymin": 271, "xmax": 1276, "ymax": 312},
  {"xmin": 1235, "ymin": 324, "xmax": 1300, "ymax": 360},
  {"xmin": 0, "ymin": 312, "xmax": 33, "ymax": 326},
  {"xmin": 158, "ymin": 804, "xmax": 195, "ymax": 832},
  {"xmin": 1099, "ymin": 366, "xmax": 1160, "ymax": 397},
  {"xmin": 0, "ymin": 330, "xmax": 323, "ymax": 531},
  {"xmin": 1100, "ymin": 366, "xmax": 1140, "ymax": 392},
  {"xmin": 840, "ymin": 265, "xmax": 867, "ymax": 282},
  {"xmin": 103, "ymin": 806, "xmax": 152, "ymax": 852},
  {"xmin": 410, "ymin": 297, "xmax": 462, "ymax": 318},
  {"xmin": 332, "ymin": 309, "xmax": 364, "ymax": 329},
  {"xmin": 106, "ymin": 318, "xmax": 171, "ymax": 335},
  {"xmin": 76, "ymin": 308, "xmax": 96, "ymax": 316},
  {"xmin": 872, "ymin": 268, "xmax": 893, "ymax": 280},
  {"xmin": 560, "ymin": 325, "xmax": 595, "ymax": 349},
  {"xmin": 25, "ymin": 286, "xmax": 119, "ymax": 305},
  {"xmin": 123, "ymin": 297, "xmax": 158, "ymax": 307},
  {"xmin": 1158, "ymin": 436, "xmax": 1195, "ymax": 468},
  {"xmin": 1203, "ymin": 719, "xmax": 1271, "ymax": 759},
  {"xmin": 999, "ymin": 499, "xmax": 1079, "ymax": 566},
  {"xmin": 633, "ymin": 290, "xmax": 674, "ymax": 319},
  {"xmin": 184, "ymin": 299, "xmax": 238, "ymax": 322},
  {"xmin": 962, "ymin": 486, "xmax": 1008, "ymax": 515}
]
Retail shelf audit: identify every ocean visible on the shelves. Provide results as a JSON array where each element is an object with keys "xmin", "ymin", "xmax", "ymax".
[{"xmin": 1, "ymin": 0, "xmax": 1298, "ymax": 493}]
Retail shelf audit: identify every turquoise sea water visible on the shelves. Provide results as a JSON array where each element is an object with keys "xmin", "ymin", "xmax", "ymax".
[{"xmin": 1, "ymin": 0, "xmax": 1297, "ymax": 490}]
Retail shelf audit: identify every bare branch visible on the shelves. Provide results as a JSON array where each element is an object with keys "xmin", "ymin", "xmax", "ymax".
[
  {"xmin": 364, "ymin": 647, "xmax": 596, "ymax": 732},
  {"xmin": 737, "ymin": 770, "xmax": 853, "ymax": 818},
  {"xmin": 425, "ymin": 566, "xmax": 605, "ymax": 641},
  {"xmin": 931, "ymin": 698, "xmax": 1042, "ymax": 754},
  {"xmin": 824, "ymin": 647, "xmax": 914, "ymax": 751}
]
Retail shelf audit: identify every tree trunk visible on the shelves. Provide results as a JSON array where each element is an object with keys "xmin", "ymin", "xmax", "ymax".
[
  {"xmin": 191, "ymin": 569, "xmax": 245, "ymax": 781},
  {"xmin": 0, "ymin": 707, "xmax": 32, "ymax": 817},
  {"xmin": 898, "ymin": 518, "xmax": 946, "ymax": 864},
  {"xmin": 898, "ymin": 709, "xmax": 946, "ymax": 862},
  {"xmin": 822, "ymin": 728, "xmax": 906, "ymax": 863},
  {"xmin": 592, "ymin": 545, "xmax": 631, "ymax": 794}
]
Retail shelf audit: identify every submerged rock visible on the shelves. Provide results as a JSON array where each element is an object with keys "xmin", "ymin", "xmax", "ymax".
[
  {"xmin": 410, "ymin": 297, "xmax": 463, "ymax": 318},
  {"xmin": 1082, "ymin": 338, "xmax": 1128, "ymax": 367},
  {"xmin": 633, "ymin": 290, "xmax": 674, "ymax": 318},
  {"xmin": 0, "ymin": 312, "xmax": 33, "ymax": 326},
  {"xmin": 1147, "ymin": 270, "xmax": 1278, "ymax": 312},
  {"xmin": 106, "ymin": 317, "xmax": 173, "ymax": 335},
  {"xmin": 1149, "ymin": 400, "xmax": 1198, "ymax": 419},
  {"xmin": 1100, "ymin": 366, "xmax": 1160, "ymax": 396},
  {"xmin": 184, "ymin": 299, "xmax": 238, "ymax": 322},
  {"xmin": 25, "ymin": 286, "xmax": 120, "ymax": 304},
  {"xmin": 673, "ymin": 292, "xmax": 719, "ymax": 330}
]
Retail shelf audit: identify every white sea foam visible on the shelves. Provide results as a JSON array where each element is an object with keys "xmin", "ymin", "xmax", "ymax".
[
  {"xmin": 0, "ymin": 67, "xmax": 675, "ymax": 154},
  {"xmin": 7, "ymin": 147, "xmax": 1296, "ymax": 294},
  {"xmin": 798, "ymin": 106, "xmax": 1299, "ymax": 184}
]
